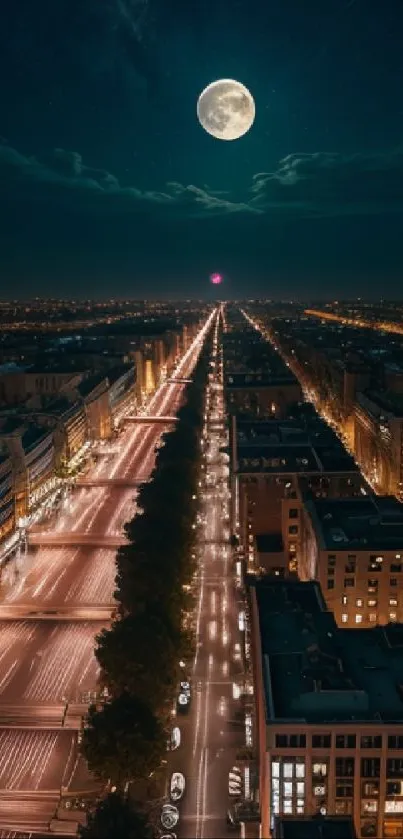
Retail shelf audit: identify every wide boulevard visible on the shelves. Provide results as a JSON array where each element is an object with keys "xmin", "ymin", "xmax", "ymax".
[{"xmin": 0, "ymin": 311, "xmax": 215, "ymax": 835}]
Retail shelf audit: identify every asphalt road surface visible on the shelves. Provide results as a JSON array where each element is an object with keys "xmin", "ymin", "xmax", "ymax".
[{"xmin": 167, "ymin": 319, "xmax": 248, "ymax": 839}]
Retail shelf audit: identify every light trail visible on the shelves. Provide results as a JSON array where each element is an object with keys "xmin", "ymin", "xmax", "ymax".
[{"xmin": 0, "ymin": 312, "xmax": 217, "ymax": 821}]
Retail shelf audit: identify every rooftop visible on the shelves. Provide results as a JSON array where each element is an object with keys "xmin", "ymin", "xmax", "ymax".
[
  {"xmin": 305, "ymin": 494, "xmax": 403, "ymax": 551},
  {"xmin": 255, "ymin": 533, "xmax": 284, "ymax": 554},
  {"xmin": 274, "ymin": 815, "xmax": 356, "ymax": 839},
  {"xmin": 235, "ymin": 418, "xmax": 357, "ymax": 475},
  {"xmin": 0, "ymin": 417, "xmax": 52, "ymax": 452},
  {"xmin": 252, "ymin": 576, "xmax": 403, "ymax": 724}
]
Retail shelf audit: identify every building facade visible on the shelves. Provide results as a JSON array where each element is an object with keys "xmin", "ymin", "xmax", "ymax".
[
  {"xmin": 250, "ymin": 577, "xmax": 403, "ymax": 839},
  {"xmin": 300, "ymin": 495, "xmax": 403, "ymax": 628}
]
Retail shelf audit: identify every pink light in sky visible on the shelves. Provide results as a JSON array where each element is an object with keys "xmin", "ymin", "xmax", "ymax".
[{"xmin": 210, "ymin": 273, "xmax": 223, "ymax": 285}]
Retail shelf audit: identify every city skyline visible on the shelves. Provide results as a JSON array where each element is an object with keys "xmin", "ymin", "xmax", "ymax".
[{"xmin": 1, "ymin": 1, "xmax": 403, "ymax": 297}]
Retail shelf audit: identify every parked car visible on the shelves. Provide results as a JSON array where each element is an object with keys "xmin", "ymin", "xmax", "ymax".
[{"xmin": 170, "ymin": 772, "xmax": 186, "ymax": 802}]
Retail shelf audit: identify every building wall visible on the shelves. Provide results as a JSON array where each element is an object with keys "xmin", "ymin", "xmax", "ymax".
[
  {"xmin": 265, "ymin": 723, "xmax": 403, "ymax": 839},
  {"xmin": 85, "ymin": 389, "xmax": 112, "ymax": 441},
  {"xmin": 316, "ymin": 547, "xmax": 403, "ymax": 629},
  {"xmin": 0, "ymin": 456, "xmax": 15, "ymax": 540}
]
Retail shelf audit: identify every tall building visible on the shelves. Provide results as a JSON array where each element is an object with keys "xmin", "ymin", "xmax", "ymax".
[
  {"xmin": 300, "ymin": 495, "xmax": 403, "ymax": 628},
  {"xmin": 250, "ymin": 576, "xmax": 403, "ymax": 839}
]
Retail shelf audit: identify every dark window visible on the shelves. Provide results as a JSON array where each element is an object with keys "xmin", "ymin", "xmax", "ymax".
[
  {"xmin": 289, "ymin": 525, "xmax": 298, "ymax": 535},
  {"xmin": 344, "ymin": 578, "xmax": 355, "ymax": 588},
  {"xmin": 290, "ymin": 734, "xmax": 306, "ymax": 748},
  {"xmin": 387, "ymin": 758, "xmax": 403, "ymax": 778},
  {"xmin": 336, "ymin": 734, "xmax": 356, "ymax": 749},
  {"xmin": 361, "ymin": 735, "xmax": 382, "ymax": 749},
  {"xmin": 336, "ymin": 783, "xmax": 354, "ymax": 799},
  {"xmin": 390, "ymin": 578, "xmax": 398, "ymax": 587},
  {"xmin": 275, "ymin": 734, "xmax": 288, "ymax": 748},
  {"xmin": 336, "ymin": 758, "xmax": 355, "ymax": 777},
  {"xmin": 361, "ymin": 758, "xmax": 380, "ymax": 778},
  {"xmin": 289, "ymin": 508, "xmax": 298, "ymax": 519},
  {"xmin": 327, "ymin": 579, "xmax": 335, "ymax": 590},
  {"xmin": 388, "ymin": 735, "xmax": 403, "ymax": 749},
  {"xmin": 312, "ymin": 734, "xmax": 331, "ymax": 749},
  {"xmin": 391, "ymin": 563, "xmax": 402, "ymax": 573}
]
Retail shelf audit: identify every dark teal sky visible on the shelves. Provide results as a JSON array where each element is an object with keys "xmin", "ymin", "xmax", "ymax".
[{"xmin": 1, "ymin": 0, "xmax": 403, "ymax": 298}]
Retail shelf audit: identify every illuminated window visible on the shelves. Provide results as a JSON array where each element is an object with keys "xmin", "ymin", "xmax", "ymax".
[
  {"xmin": 312, "ymin": 763, "xmax": 327, "ymax": 776},
  {"xmin": 342, "ymin": 595, "xmax": 348, "ymax": 605},
  {"xmin": 341, "ymin": 613, "xmax": 348, "ymax": 623},
  {"xmin": 283, "ymin": 782, "xmax": 293, "ymax": 798},
  {"xmin": 390, "ymin": 612, "xmax": 397, "ymax": 622},
  {"xmin": 355, "ymin": 614, "xmax": 363, "ymax": 624},
  {"xmin": 296, "ymin": 782, "xmax": 305, "ymax": 795},
  {"xmin": 283, "ymin": 763, "xmax": 293, "ymax": 778},
  {"xmin": 283, "ymin": 800, "xmax": 293, "ymax": 814},
  {"xmin": 356, "ymin": 598, "xmax": 363, "ymax": 607},
  {"xmin": 390, "ymin": 598, "xmax": 398, "ymax": 606},
  {"xmin": 295, "ymin": 762, "xmax": 305, "ymax": 778},
  {"xmin": 368, "ymin": 599, "xmax": 377, "ymax": 607},
  {"xmin": 272, "ymin": 762, "xmax": 280, "ymax": 778},
  {"xmin": 314, "ymin": 785, "xmax": 326, "ymax": 796},
  {"xmin": 369, "ymin": 613, "xmax": 377, "ymax": 622}
]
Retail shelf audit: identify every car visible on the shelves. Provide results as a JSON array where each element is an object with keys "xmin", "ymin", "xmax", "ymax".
[
  {"xmin": 180, "ymin": 680, "xmax": 191, "ymax": 696},
  {"xmin": 170, "ymin": 772, "xmax": 185, "ymax": 802},
  {"xmin": 168, "ymin": 726, "xmax": 181, "ymax": 751},
  {"xmin": 177, "ymin": 692, "xmax": 190, "ymax": 714},
  {"xmin": 160, "ymin": 804, "xmax": 179, "ymax": 830}
]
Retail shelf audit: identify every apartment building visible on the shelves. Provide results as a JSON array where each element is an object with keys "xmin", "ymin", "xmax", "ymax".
[
  {"xmin": 0, "ymin": 450, "xmax": 15, "ymax": 540},
  {"xmin": 354, "ymin": 390, "xmax": 403, "ymax": 498},
  {"xmin": 0, "ymin": 418, "xmax": 56, "ymax": 516},
  {"xmin": 250, "ymin": 576, "xmax": 403, "ymax": 839},
  {"xmin": 300, "ymin": 495, "xmax": 403, "ymax": 628},
  {"xmin": 230, "ymin": 413, "xmax": 364, "ymax": 575},
  {"xmin": 273, "ymin": 814, "xmax": 356, "ymax": 838}
]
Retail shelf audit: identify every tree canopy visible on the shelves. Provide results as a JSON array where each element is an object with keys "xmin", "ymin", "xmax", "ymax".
[
  {"xmin": 82, "ymin": 692, "xmax": 165, "ymax": 785},
  {"xmin": 78, "ymin": 793, "xmax": 154, "ymax": 839}
]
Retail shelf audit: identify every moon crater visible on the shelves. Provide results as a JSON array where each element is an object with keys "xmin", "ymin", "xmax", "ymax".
[{"xmin": 197, "ymin": 79, "xmax": 255, "ymax": 141}]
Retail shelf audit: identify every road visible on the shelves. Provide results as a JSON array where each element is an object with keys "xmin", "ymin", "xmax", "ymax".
[
  {"xmin": 0, "ymin": 311, "xmax": 216, "ymax": 833},
  {"xmin": 168, "ymin": 315, "xmax": 250, "ymax": 839}
]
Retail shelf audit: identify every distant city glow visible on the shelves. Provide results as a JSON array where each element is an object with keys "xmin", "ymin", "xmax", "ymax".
[{"xmin": 210, "ymin": 273, "xmax": 223, "ymax": 285}]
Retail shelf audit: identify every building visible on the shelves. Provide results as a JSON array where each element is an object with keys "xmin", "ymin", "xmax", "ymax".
[
  {"xmin": 354, "ymin": 391, "xmax": 403, "ymax": 498},
  {"xmin": 300, "ymin": 495, "xmax": 403, "ymax": 629},
  {"xmin": 250, "ymin": 576, "xmax": 403, "ymax": 839},
  {"xmin": 0, "ymin": 450, "xmax": 15, "ymax": 540},
  {"xmin": 34, "ymin": 396, "xmax": 87, "ymax": 467},
  {"xmin": 230, "ymin": 413, "xmax": 364, "ymax": 575},
  {"xmin": 225, "ymin": 372, "xmax": 302, "ymax": 420},
  {"xmin": 0, "ymin": 365, "xmax": 82, "ymax": 406},
  {"xmin": 107, "ymin": 363, "xmax": 136, "ymax": 425},
  {"xmin": 0, "ymin": 418, "xmax": 56, "ymax": 516},
  {"xmin": 273, "ymin": 814, "xmax": 356, "ymax": 838},
  {"xmin": 77, "ymin": 374, "xmax": 112, "ymax": 441}
]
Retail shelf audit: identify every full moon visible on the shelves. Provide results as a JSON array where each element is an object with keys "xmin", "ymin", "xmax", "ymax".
[{"xmin": 197, "ymin": 79, "xmax": 255, "ymax": 141}]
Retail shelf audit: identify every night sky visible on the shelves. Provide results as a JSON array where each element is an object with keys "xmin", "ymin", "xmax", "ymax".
[{"xmin": 1, "ymin": 0, "xmax": 403, "ymax": 298}]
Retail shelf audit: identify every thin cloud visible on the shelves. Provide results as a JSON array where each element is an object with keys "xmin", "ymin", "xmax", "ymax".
[
  {"xmin": 0, "ymin": 143, "xmax": 257, "ymax": 218},
  {"xmin": 250, "ymin": 150, "xmax": 403, "ymax": 217}
]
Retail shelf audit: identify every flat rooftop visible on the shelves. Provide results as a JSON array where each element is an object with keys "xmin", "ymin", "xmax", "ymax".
[
  {"xmin": 255, "ymin": 533, "xmax": 284, "ymax": 553},
  {"xmin": 252, "ymin": 576, "xmax": 403, "ymax": 724},
  {"xmin": 236, "ymin": 418, "xmax": 357, "ymax": 475},
  {"xmin": 274, "ymin": 815, "xmax": 356, "ymax": 838},
  {"xmin": 305, "ymin": 494, "xmax": 403, "ymax": 551}
]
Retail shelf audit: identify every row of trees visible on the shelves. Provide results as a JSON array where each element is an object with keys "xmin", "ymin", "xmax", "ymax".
[{"xmin": 80, "ymin": 331, "xmax": 214, "ymax": 836}]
